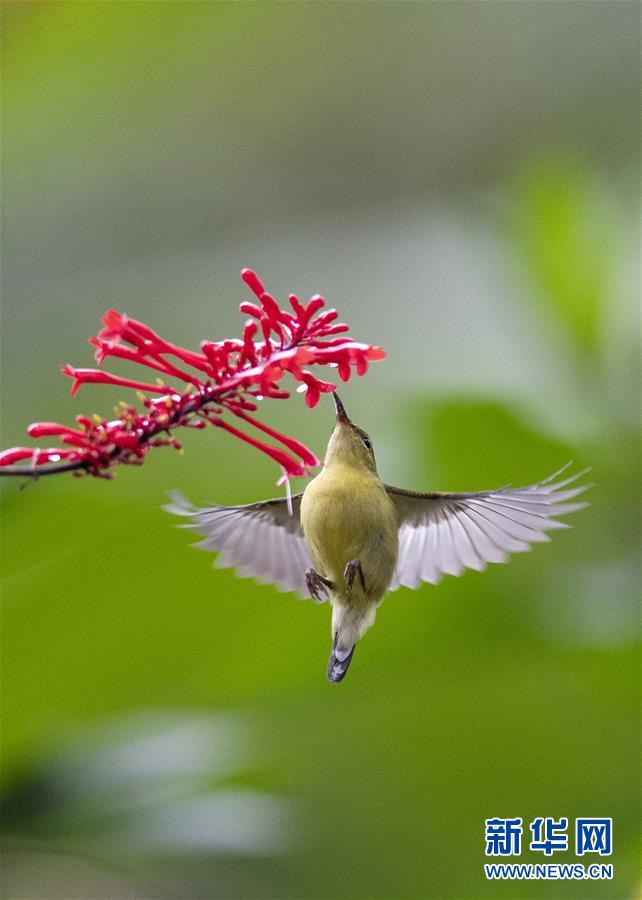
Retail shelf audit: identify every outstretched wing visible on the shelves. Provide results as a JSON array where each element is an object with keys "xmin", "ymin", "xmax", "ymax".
[
  {"xmin": 165, "ymin": 493, "xmax": 314, "ymax": 599},
  {"xmin": 386, "ymin": 464, "xmax": 590, "ymax": 590}
]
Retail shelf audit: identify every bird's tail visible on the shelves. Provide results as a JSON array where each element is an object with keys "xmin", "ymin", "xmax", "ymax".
[{"xmin": 327, "ymin": 633, "xmax": 356, "ymax": 683}]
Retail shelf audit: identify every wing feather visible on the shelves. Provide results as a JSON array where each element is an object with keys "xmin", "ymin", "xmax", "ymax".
[
  {"xmin": 419, "ymin": 519, "xmax": 439, "ymax": 584},
  {"xmin": 448, "ymin": 506, "xmax": 486, "ymax": 572},
  {"xmin": 438, "ymin": 508, "xmax": 463, "ymax": 576},
  {"xmin": 459, "ymin": 507, "xmax": 509, "ymax": 564},
  {"xmin": 387, "ymin": 466, "xmax": 590, "ymax": 590},
  {"xmin": 165, "ymin": 492, "xmax": 313, "ymax": 599}
]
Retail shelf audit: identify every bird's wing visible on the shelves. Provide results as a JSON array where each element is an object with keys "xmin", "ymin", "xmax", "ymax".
[
  {"xmin": 386, "ymin": 464, "xmax": 590, "ymax": 590},
  {"xmin": 164, "ymin": 492, "xmax": 314, "ymax": 599}
]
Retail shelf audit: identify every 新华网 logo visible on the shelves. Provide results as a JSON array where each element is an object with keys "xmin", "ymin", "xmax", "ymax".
[{"xmin": 485, "ymin": 817, "xmax": 612, "ymax": 857}]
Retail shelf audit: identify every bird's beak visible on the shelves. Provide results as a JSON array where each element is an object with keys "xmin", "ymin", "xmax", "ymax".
[{"xmin": 333, "ymin": 392, "xmax": 350, "ymax": 424}]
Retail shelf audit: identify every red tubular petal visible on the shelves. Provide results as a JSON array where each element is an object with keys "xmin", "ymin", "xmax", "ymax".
[
  {"xmin": 310, "ymin": 308, "xmax": 339, "ymax": 328},
  {"xmin": 306, "ymin": 342, "xmax": 365, "ymax": 361},
  {"xmin": 305, "ymin": 296, "xmax": 325, "ymax": 319},
  {"xmin": 109, "ymin": 431, "xmax": 140, "ymax": 449},
  {"xmin": 93, "ymin": 339, "xmax": 144, "ymax": 365},
  {"xmin": 98, "ymin": 313, "xmax": 164, "ymax": 353},
  {"xmin": 240, "ymin": 320, "xmax": 259, "ymax": 365},
  {"xmin": 338, "ymin": 361, "xmax": 351, "ymax": 381},
  {"xmin": 304, "ymin": 387, "xmax": 320, "ymax": 408},
  {"xmin": 243, "ymin": 319, "xmax": 258, "ymax": 344},
  {"xmin": 237, "ymin": 397, "xmax": 259, "ymax": 411},
  {"xmin": 259, "ymin": 317, "xmax": 273, "ymax": 344},
  {"xmin": 304, "ymin": 336, "xmax": 353, "ymax": 349},
  {"xmin": 92, "ymin": 339, "xmax": 199, "ymax": 384},
  {"xmin": 100, "ymin": 313, "xmax": 215, "ymax": 377},
  {"xmin": 152, "ymin": 344, "xmax": 213, "ymax": 377},
  {"xmin": 0, "ymin": 448, "xmax": 36, "ymax": 465},
  {"xmin": 301, "ymin": 370, "xmax": 336, "ymax": 394},
  {"xmin": 99, "ymin": 309, "xmax": 129, "ymax": 338},
  {"xmin": 302, "ymin": 376, "xmax": 320, "ymax": 408},
  {"xmin": 241, "ymin": 268, "xmax": 266, "ymax": 299},
  {"xmin": 112, "ymin": 315, "xmax": 163, "ymax": 347},
  {"xmin": 239, "ymin": 302, "xmax": 265, "ymax": 319},
  {"xmin": 231, "ymin": 409, "xmax": 320, "ymax": 467},
  {"xmin": 291, "ymin": 295, "xmax": 325, "ymax": 331},
  {"xmin": 60, "ymin": 433, "xmax": 97, "ymax": 449},
  {"xmin": 27, "ymin": 422, "xmax": 87, "ymax": 439},
  {"xmin": 62, "ymin": 366, "xmax": 166, "ymax": 396},
  {"xmin": 318, "ymin": 323, "xmax": 350, "ymax": 336},
  {"xmin": 36, "ymin": 448, "xmax": 80, "ymax": 463},
  {"xmin": 288, "ymin": 293, "xmax": 306, "ymax": 317},
  {"xmin": 256, "ymin": 293, "xmax": 295, "ymax": 331},
  {"xmin": 0, "ymin": 447, "xmax": 78, "ymax": 466},
  {"xmin": 212, "ymin": 417, "xmax": 306, "ymax": 476},
  {"xmin": 200, "ymin": 341, "xmax": 224, "ymax": 371},
  {"xmin": 258, "ymin": 292, "xmax": 284, "ymax": 322},
  {"xmin": 276, "ymin": 309, "xmax": 296, "ymax": 329},
  {"xmin": 261, "ymin": 387, "xmax": 290, "ymax": 400}
]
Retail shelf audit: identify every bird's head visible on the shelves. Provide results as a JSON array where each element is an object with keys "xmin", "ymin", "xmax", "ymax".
[{"xmin": 324, "ymin": 393, "xmax": 377, "ymax": 472}]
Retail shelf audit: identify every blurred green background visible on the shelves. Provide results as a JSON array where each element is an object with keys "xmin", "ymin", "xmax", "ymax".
[{"xmin": 1, "ymin": 2, "xmax": 640, "ymax": 898}]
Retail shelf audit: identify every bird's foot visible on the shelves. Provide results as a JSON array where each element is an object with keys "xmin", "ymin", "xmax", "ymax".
[
  {"xmin": 344, "ymin": 559, "xmax": 366, "ymax": 592},
  {"xmin": 305, "ymin": 568, "xmax": 334, "ymax": 603}
]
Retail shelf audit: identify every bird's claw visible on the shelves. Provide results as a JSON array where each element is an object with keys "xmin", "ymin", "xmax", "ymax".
[
  {"xmin": 305, "ymin": 568, "xmax": 334, "ymax": 603},
  {"xmin": 344, "ymin": 559, "xmax": 366, "ymax": 592}
]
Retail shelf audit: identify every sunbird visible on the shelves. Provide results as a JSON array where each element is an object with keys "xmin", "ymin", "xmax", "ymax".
[{"xmin": 168, "ymin": 394, "xmax": 589, "ymax": 682}]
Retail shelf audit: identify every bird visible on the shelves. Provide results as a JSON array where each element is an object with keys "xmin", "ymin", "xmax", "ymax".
[{"xmin": 166, "ymin": 393, "xmax": 590, "ymax": 683}]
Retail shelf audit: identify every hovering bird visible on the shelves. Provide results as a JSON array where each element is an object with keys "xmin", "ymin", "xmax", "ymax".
[{"xmin": 167, "ymin": 394, "xmax": 589, "ymax": 683}]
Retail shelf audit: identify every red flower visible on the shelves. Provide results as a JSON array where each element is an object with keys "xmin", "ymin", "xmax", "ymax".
[{"xmin": 0, "ymin": 269, "xmax": 385, "ymax": 480}]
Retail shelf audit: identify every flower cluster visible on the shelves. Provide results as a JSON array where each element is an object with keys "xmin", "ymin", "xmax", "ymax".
[{"xmin": 0, "ymin": 269, "xmax": 385, "ymax": 479}]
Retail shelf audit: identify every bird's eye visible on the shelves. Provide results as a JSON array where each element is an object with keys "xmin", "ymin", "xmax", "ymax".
[{"xmin": 362, "ymin": 436, "xmax": 372, "ymax": 450}]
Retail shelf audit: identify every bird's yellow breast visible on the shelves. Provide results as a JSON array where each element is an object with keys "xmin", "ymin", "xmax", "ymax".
[{"xmin": 300, "ymin": 463, "xmax": 399, "ymax": 601}]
